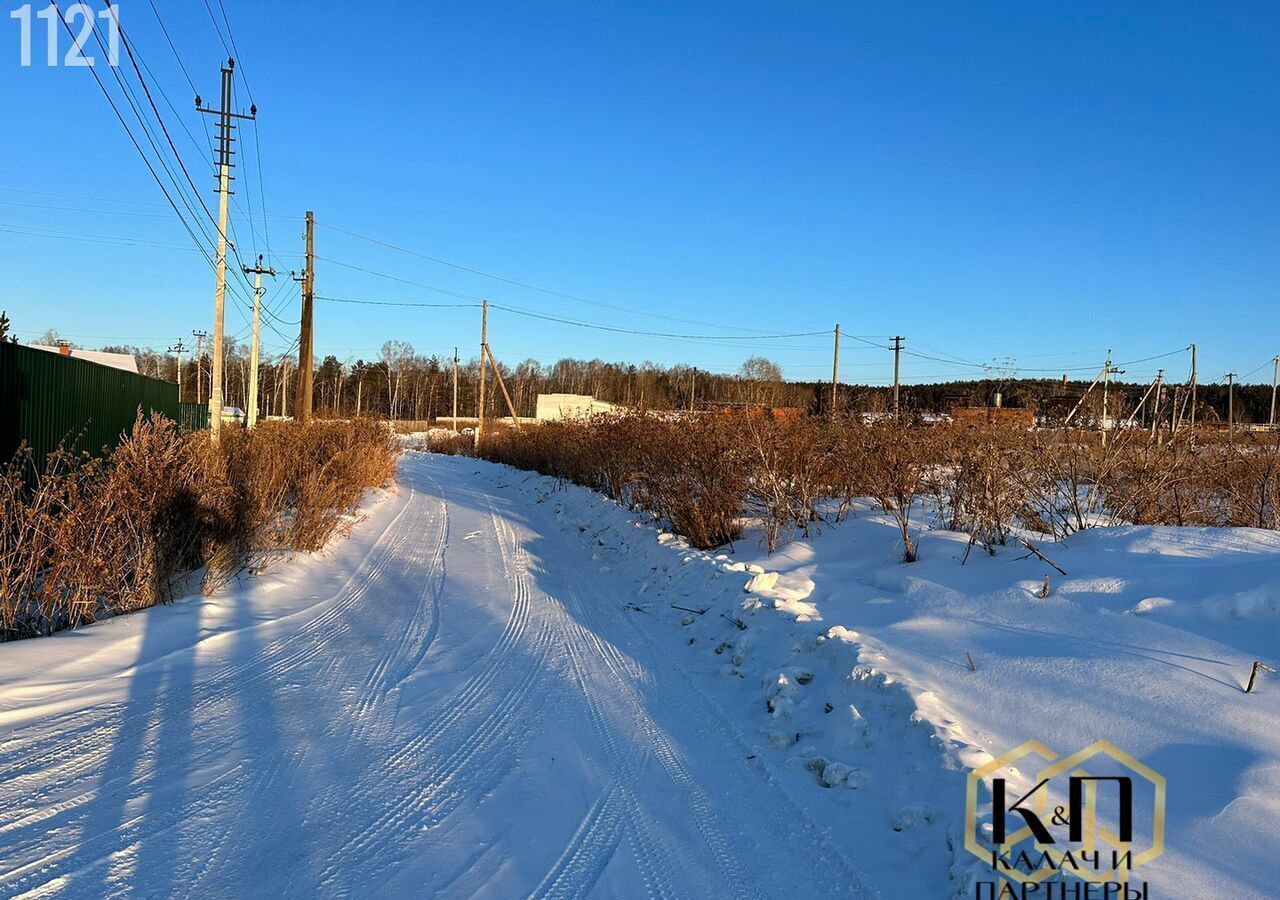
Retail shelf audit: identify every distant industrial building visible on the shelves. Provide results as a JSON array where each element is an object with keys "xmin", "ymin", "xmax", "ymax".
[
  {"xmin": 30, "ymin": 344, "xmax": 139, "ymax": 374},
  {"xmin": 535, "ymin": 393, "xmax": 617, "ymax": 421}
]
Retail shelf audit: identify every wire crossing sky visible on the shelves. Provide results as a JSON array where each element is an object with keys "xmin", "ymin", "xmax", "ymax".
[{"xmin": 2, "ymin": 1, "xmax": 1278, "ymax": 385}]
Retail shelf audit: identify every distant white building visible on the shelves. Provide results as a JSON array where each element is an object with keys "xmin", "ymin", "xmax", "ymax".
[
  {"xmin": 30, "ymin": 344, "xmax": 139, "ymax": 374},
  {"xmin": 221, "ymin": 406, "xmax": 246, "ymax": 425},
  {"xmin": 535, "ymin": 393, "xmax": 617, "ymax": 422}
]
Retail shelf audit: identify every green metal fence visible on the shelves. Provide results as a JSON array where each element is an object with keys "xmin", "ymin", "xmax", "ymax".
[{"xmin": 0, "ymin": 342, "xmax": 208, "ymax": 469}]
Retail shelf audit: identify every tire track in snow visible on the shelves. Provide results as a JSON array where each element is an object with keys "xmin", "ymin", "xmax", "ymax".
[
  {"xmin": 348, "ymin": 472, "xmax": 450, "ymax": 739},
  {"xmin": 185, "ymin": 465, "xmax": 456, "ymax": 894},
  {"xmin": 0, "ymin": 482, "xmax": 422, "ymax": 799},
  {"xmin": 0, "ymin": 473, "xmax": 439, "ymax": 895},
  {"xmin": 313, "ymin": 493, "xmax": 557, "ymax": 894},
  {"xmin": 527, "ymin": 787, "xmax": 627, "ymax": 900},
  {"xmin": 512, "ymin": 483, "xmax": 875, "ymax": 899},
  {"xmin": 539, "ymin": 565, "xmax": 760, "ymax": 900},
  {"xmin": 502, "ymin": 492, "xmax": 748, "ymax": 900}
]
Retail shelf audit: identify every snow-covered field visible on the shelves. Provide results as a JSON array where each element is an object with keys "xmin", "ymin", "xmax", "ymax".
[{"xmin": 1, "ymin": 452, "xmax": 1276, "ymax": 898}]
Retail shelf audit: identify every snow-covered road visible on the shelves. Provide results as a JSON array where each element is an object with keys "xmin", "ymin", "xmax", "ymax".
[{"xmin": 0, "ymin": 454, "xmax": 878, "ymax": 899}]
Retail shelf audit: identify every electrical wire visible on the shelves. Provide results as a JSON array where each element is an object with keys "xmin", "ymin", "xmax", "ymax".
[
  {"xmin": 316, "ymin": 219, "xmax": 803, "ymax": 336},
  {"xmin": 316, "ymin": 295, "xmax": 479, "ymax": 309},
  {"xmin": 488, "ymin": 303, "xmax": 832, "ymax": 341},
  {"xmin": 0, "ymin": 222, "xmax": 202, "ymax": 250},
  {"xmin": 49, "ymin": 1, "xmax": 221, "ymax": 278}
]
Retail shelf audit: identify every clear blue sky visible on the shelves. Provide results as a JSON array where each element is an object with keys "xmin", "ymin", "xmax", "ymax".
[{"xmin": 2, "ymin": 0, "xmax": 1278, "ymax": 386}]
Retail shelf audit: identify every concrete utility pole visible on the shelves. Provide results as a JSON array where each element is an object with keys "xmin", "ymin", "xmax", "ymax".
[
  {"xmin": 830, "ymin": 324, "xmax": 840, "ymax": 413},
  {"xmin": 196, "ymin": 58, "xmax": 255, "ymax": 443},
  {"xmin": 1226, "ymin": 372, "xmax": 1237, "ymax": 441},
  {"xmin": 476, "ymin": 300, "xmax": 488, "ymax": 447},
  {"xmin": 1150, "ymin": 369, "xmax": 1165, "ymax": 439},
  {"xmin": 452, "ymin": 347, "xmax": 460, "ymax": 433},
  {"xmin": 241, "ymin": 255, "xmax": 277, "ymax": 428},
  {"xmin": 192, "ymin": 330, "xmax": 208, "ymax": 405},
  {"xmin": 169, "ymin": 339, "xmax": 186, "ymax": 402},
  {"xmin": 1100, "ymin": 351, "xmax": 1124, "ymax": 445},
  {"xmin": 1271, "ymin": 356, "xmax": 1279, "ymax": 427},
  {"xmin": 292, "ymin": 211, "xmax": 316, "ymax": 423},
  {"xmin": 891, "ymin": 336, "xmax": 904, "ymax": 419}
]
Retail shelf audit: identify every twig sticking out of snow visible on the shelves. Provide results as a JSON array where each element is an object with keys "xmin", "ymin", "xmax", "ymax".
[
  {"xmin": 1017, "ymin": 538, "xmax": 1068, "ymax": 576},
  {"xmin": 1245, "ymin": 660, "xmax": 1276, "ymax": 694},
  {"xmin": 966, "ymin": 652, "xmax": 977, "ymax": 672},
  {"xmin": 670, "ymin": 604, "xmax": 707, "ymax": 615},
  {"xmin": 1038, "ymin": 575, "xmax": 1051, "ymax": 598},
  {"xmin": 721, "ymin": 612, "xmax": 748, "ymax": 631}
]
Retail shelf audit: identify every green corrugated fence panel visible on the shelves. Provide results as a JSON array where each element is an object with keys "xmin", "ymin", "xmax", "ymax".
[
  {"xmin": 179, "ymin": 402, "xmax": 210, "ymax": 431},
  {"xmin": 0, "ymin": 343, "xmax": 208, "ymax": 470}
]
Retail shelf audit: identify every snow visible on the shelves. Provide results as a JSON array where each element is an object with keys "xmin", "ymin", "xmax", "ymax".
[{"xmin": 2, "ymin": 453, "xmax": 1277, "ymax": 898}]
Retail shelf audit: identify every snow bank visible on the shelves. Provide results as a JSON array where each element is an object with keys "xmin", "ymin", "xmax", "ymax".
[{"xmin": 469, "ymin": 462, "xmax": 1280, "ymax": 900}]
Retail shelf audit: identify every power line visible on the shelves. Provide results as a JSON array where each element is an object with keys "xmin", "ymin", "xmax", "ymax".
[
  {"xmin": 317, "ymin": 256, "xmax": 488, "ymax": 301},
  {"xmin": 0, "ymin": 222, "xmax": 202, "ymax": 250},
  {"xmin": 107, "ymin": 3, "xmax": 221, "ymax": 235},
  {"xmin": 143, "ymin": 0, "xmax": 198, "ymax": 94},
  {"xmin": 316, "ymin": 295, "xmax": 479, "ymax": 309},
  {"xmin": 486, "ymin": 303, "xmax": 831, "ymax": 341},
  {"xmin": 48, "ymin": 1, "xmax": 221, "ymax": 278},
  {"xmin": 213, "ymin": 0, "xmax": 254, "ymax": 104},
  {"xmin": 0, "ymin": 186, "xmax": 166, "ymax": 207},
  {"xmin": 200, "ymin": 0, "xmax": 233, "ymax": 59},
  {"xmin": 316, "ymin": 219, "xmax": 795, "ymax": 335},
  {"xmin": 0, "ymin": 199, "xmax": 177, "ymax": 218}
]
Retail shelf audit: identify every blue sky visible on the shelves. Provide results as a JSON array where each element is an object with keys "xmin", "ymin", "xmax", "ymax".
[{"xmin": 2, "ymin": 0, "xmax": 1278, "ymax": 386}]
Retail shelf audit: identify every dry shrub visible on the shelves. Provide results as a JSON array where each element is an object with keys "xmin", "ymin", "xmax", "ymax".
[
  {"xmin": 0, "ymin": 415, "xmax": 397, "ymax": 639},
  {"xmin": 744, "ymin": 416, "xmax": 839, "ymax": 551},
  {"xmin": 931, "ymin": 424, "xmax": 1041, "ymax": 553},
  {"xmin": 420, "ymin": 431, "xmax": 474, "ymax": 456},
  {"xmin": 478, "ymin": 413, "xmax": 746, "ymax": 550},
  {"xmin": 859, "ymin": 423, "xmax": 937, "ymax": 562},
  {"xmin": 633, "ymin": 414, "xmax": 747, "ymax": 550},
  {"xmin": 463, "ymin": 411, "xmax": 1280, "ymax": 560},
  {"xmin": 44, "ymin": 416, "xmax": 209, "ymax": 627},
  {"xmin": 1211, "ymin": 437, "xmax": 1280, "ymax": 529},
  {"xmin": 0, "ymin": 449, "xmax": 83, "ymax": 635}
]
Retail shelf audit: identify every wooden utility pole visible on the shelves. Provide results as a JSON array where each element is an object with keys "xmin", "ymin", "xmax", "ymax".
[
  {"xmin": 891, "ymin": 336, "xmax": 904, "ymax": 419},
  {"xmin": 476, "ymin": 300, "xmax": 488, "ymax": 447},
  {"xmin": 1271, "ymin": 356, "xmax": 1279, "ymax": 427},
  {"xmin": 169, "ymin": 339, "xmax": 186, "ymax": 403},
  {"xmin": 241, "ymin": 255, "xmax": 276, "ymax": 428},
  {"xmin": 452, "ymin": 346, "xmax": 460, "ymax": 433},
  {"xmin": 689, "ymin": 368, "xmax": 696, "ymax": 413},
  {"xmin": 292, "ymin": 211, "xmax": 315, "ymax": 423},
  {"xmin": 196, "ymin": 59, "xmax": 254, "ymax": 442},
  {"xmin": 1227, "ymin": 372, "xmax": 1237, "ymax": 441},
  {"xmin": 485, "ymin": 345, "xmax": 522, "ymax": 431},
  {"xmin": 192, "ymin": 330, "xmax": 208, "ymax": 405},
  {"xmin": 830, "ymin": 324, "xmax": 840, "ymax": 413},
  {"xmin": 1189, "ymin": 344, "xmax": 1198, "ymax": 432}
]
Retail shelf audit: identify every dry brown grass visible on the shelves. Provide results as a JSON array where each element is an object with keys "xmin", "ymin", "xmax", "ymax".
[
  {"xmin": 456, "ymin": 413, "xmax": 1280, "ymax": 560},
  {"xmin": 0, "ymin": 415, "xmax": 397, "ymax": 639}
]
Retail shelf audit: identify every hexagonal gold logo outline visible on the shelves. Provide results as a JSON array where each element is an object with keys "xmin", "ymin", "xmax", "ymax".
[{"xmin": 964, "ymin": 739, "xmax": 1166, "ymax": 886}]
